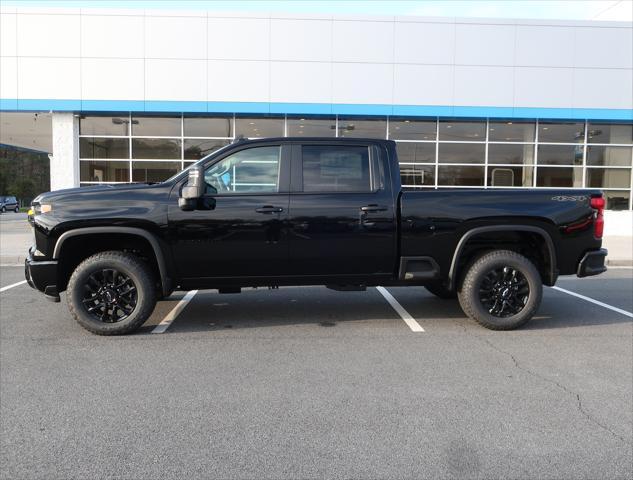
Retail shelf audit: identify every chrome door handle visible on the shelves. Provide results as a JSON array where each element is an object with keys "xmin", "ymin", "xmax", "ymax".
[
  {"xmin": 255, "ymin": 206, "xmax": 284, "ymax": 214},
  {"xmin": 360, "ymin": 205, "xmax": 387, "ymax": 212}
]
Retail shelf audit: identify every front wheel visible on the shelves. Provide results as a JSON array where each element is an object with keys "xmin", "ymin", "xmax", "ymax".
[
  {"xmin": 67, "ymin": 251, "xmax": 157, "ymax": 335},
  {"xmin": 14, "ymin": 206, "xmax": 19, "ymax": 213},
  {"xmin": 457, "ymin": 250, "xmax": 542, "ymax": 330},
  {"xmin": 1, "ymin": 206, "xmax": 5, "ymax": 213}
]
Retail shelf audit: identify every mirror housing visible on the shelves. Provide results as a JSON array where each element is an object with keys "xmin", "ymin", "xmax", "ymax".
[{"xmin": 178, "ymin": 165, "xmax": 205, "ymax": 211}]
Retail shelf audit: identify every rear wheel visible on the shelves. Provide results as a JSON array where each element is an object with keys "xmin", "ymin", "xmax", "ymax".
[
  {"xmin": 1, "ymin": 206, "xmax": 5, "ymax": 213},
  {"xmin": 425, "ymin": 281, "xmax": 457, "ymax": 299},
  {"xmin": 67, "ymin": 251, "xmax": 157, "ymax": 335},
  {"xmin": 457, "ymin": 250, "xmax": 542, "ymax": 330},
  {"xmin": 14, "ymin": 206, "xmax": 19, "ymax": 213}
]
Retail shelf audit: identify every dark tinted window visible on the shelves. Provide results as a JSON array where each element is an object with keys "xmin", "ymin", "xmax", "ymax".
[
  {"xmin": 439, "ymin": 121, "xmax": 485, "ymax": 141},
  {"xmin": 302, "ymin": 145, "xmax": 375, "ymax": 193},
  {"xmin": 80, "ymin": 160, "xmax": 130, "ymax": 182},
  {"xmin": 438, "ymin": 165, "xmax": 485, "ymax": 186},
  {"xmin": 184, "ymin": 139, "xmax": 230, "ymax": 160},
  {"xmin": 184, "ymin": 117, "xmax": 232, "ymax": 137},
  {"xmin": 389, "ymin": 119, "xmax": 436, "ymax": 140},
  {"xmin": 80, "ymin": 138, "xmax": 129, "ymax": 159},
  {"xmin": 132, "ymin": 138, "xmax": 181, "ymax": 159},
  {"xmin": 488, "ymin": 144, "xmax": 534, "ymax": 164},
  {"xmin": 396, "ymin": 142, "xmax": 435, "ymax": 163},
  {"xmin": 337, "ymin": 118, "xmax": 387, "ymax": 138},
  {"xmin": 287, "ymin": 116, "xmax": 336, "ymax": 137},
  {"xmin": 438, "ymin": 143, "xmax": 485, "ymax": 163},
  {"xmin": 401, "ymin": 164, "xmax": 435, "ymax": 187},
  {"xmin": 586, "ymin": 146, "xmax": 632, "ymax": 166},
  {"xmin": 235, "ymin": 117, "xmax": 284, "ymax": 138},
  {"xmin": 132, "ymin": 161, "xmax": 181, "ymax": 183},
  {"xmin": 488, "ymin": 121, "xmax": 535, "ymax": 142},
  {"xmin": 537, "ymin": 167, "xmax": 583, "ymax": 188},
  {"xmin": 587, "ymin": 123, "xmax": 633, "ymax": 144},
  {"xmin": 132, "ymin": 116, "xmax": 181, "ymax": 137},
  {"xmin": 538, "ymin": 122, "xmax": 584, "ymax": 143},
  {"xmin": 537, "ymin": 145, "xmax": 584, "ymax": 165},
  {"xmin": 80, "ymin": 116, "xmax": 129, "ymax": 136}
]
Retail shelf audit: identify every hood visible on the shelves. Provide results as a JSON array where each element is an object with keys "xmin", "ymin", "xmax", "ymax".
[{"xmin": 33, "ymin": 183, "xmax": 166, "ymax": 204}]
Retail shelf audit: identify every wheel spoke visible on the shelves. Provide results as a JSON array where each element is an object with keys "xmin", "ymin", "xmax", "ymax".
[
  {"xmin": 81, "ymin": 267, "xmax": 137, "ymax": 324},
  {"xmin": 478, "ymin": 265, "xmax": 530, "ymax": 318}
]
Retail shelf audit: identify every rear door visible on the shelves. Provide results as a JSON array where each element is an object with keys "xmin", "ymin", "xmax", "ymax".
[{"xmin": 288, "ymin": 142, "xmax": 397, "ymax": 280}]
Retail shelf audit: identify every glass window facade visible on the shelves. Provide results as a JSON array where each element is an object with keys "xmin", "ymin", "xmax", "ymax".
[
  {"xmin": 78, "ymin": 115, "xmax": 633, "ymax": 210},
  {"xmin": 287, "ymin": 116, "xmax": 336, "ymax": 137}
]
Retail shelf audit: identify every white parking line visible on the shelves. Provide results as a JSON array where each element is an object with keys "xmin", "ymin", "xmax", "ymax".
[
  {"xmin": 376, "ymin": 286, "xmax": 425, "ymax": 332},
  {"xmin": 551, "ymin": 286, "xmax": 633, "ymax": 318},
  {"xmin": 0, "ymin": 280, "xmax": 27, "ymax": 293},
  {"xmin": 151, "ymin": 290, "xmax": 198, "ymax": 334}
]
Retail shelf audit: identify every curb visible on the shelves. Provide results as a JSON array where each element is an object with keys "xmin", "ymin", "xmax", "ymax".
[
  {"xmin": 606, "ymin": 258, "xmax": 633, "ymax": 267},
  {"xmin": 0, "ymin": 256, "xmax": 26, "ymax": 266}
]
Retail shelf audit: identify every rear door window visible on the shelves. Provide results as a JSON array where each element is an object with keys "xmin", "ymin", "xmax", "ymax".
[{"xmin": 301, "ymin": 145, "xmax": 381, "ymax": 193}]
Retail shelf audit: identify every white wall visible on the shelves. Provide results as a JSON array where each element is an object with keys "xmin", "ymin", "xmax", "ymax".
[
  {"xmin": 604, "ymin": 211, "xmax": 633, "ymax": 236},
  {"xmin": 0, "ymin": 6, "xmax": 631, "ymax": 112}
]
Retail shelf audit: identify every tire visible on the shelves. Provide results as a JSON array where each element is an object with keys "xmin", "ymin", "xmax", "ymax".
[
  {"xmin": 14, "ymin": 206, "xmax": 19, "ymax": 213},
  {"xmin": 457, "ymin": 250, "xmax": 542, "ymax": 330},
  {"xmin": 425, "ymin": 281, "xmax": 457, "ymax": 299},
  {"xmin": 1, "ymin": 206, "xmax": 5, "ymax": 213},
  {"xmin": 67, "ymin": 251, "xmax": 157, "ymax": 335}
]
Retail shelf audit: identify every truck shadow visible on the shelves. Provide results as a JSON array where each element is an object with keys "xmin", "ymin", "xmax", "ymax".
[
  {"xmin": 154, "ymin": 287, "xmax": 465, "ymax": 334},
  {"xmin": 145, "ymin": 286, "xmax": 631, "ymax": 334}
]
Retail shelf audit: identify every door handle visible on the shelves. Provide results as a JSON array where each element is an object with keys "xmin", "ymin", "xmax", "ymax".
[
  {"xmin": 360, "ymin": 205, "xmax": 387, "ymax": 213},
  {"xmin": 256, "ymin": 206, "xmax": 284, "ymax": 214}
]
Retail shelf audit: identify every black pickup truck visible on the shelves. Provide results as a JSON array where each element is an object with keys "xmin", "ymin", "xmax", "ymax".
[{"xmin": 25, "ymin": 138, "xmax": 607, "ymax": 335}]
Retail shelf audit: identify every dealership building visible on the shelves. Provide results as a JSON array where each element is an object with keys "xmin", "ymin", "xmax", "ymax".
[{"xmin": 1, "ymin": 6, "xmax": 632, "ymax": 209}]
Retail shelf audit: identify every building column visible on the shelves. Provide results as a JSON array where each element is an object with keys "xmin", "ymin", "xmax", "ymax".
[{"xmin": 50, "ymin": 112, "xmax": 79, "ymax": 191}]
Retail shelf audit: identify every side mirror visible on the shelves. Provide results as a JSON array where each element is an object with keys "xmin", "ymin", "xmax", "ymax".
[{"xmin": 178, "ymin": 166, "xmax": 205, "ymax": 211}]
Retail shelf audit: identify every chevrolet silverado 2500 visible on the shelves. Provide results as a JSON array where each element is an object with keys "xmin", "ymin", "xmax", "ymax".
[{"xmin": 25, "ymin": 138, "xmax": 607, "ymax": 334}]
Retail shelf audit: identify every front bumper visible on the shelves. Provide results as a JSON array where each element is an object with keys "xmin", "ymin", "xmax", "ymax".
[
  {"xmin": 577, "ymin": 248, "xmax": 608, "ymax": 277},
  {"xmin": 24, "ymin": 249, "xmax": 60, "ymax": 302}
]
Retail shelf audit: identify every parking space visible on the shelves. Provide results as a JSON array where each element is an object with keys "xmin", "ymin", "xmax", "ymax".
[{"xmin": 1, "ymin": 265, "xmax": 632, "ymax": 479}]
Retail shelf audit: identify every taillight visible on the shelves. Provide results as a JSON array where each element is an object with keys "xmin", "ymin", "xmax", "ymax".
[{"xmin": 591, "ymin": 195, "xmax": 605, "ymax": 239}]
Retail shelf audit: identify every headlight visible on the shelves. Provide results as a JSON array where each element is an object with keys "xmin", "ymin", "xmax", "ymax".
[{"xmin": 33, "ymin": 204, "xmax": 52, "ymax": 215}]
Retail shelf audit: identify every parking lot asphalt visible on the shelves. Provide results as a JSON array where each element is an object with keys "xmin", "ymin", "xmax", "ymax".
[{"xmin": 1, "ymin": 266, "xmax": 631, "ymax": 479}]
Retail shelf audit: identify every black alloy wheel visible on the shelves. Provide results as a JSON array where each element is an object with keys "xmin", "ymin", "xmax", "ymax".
[
  {"xmin": 478, "ymin": 266, "xmax": 529, "ymax": 317},
  {"xmin": 81, "ymin": 268, "xmax": 138, "ymax": 323},
  {"xmin": 457, "ymin": 250, "xmax": 542, "ymax": 330}
]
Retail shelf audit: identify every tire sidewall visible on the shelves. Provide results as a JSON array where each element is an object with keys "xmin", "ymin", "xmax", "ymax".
[
  {"xmin": 68, "ymin": 254, "xmax": 154, "ymax": 334},
  {"xmin": 459, "ymin": 252, "xmax": 542, "ymax": 330}
]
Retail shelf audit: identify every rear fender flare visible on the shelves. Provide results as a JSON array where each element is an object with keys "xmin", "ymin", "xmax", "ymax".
[{"xmin": 448, "ymin": 225, "xmax": 557, "ymax": 290}]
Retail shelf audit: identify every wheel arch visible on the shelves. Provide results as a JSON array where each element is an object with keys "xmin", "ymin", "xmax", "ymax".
[
  {"xmin": 447, "ymin": 225, "xmax": 557, "ymax": 290},
  {"xmin": 53, "ymin": 226, "xmax": 171, "ymax": 295}
]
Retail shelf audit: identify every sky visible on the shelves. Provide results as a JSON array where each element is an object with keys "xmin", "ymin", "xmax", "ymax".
[{"xmin": 2, "ymin": 0, "xmax": 632, "ymax": 21}]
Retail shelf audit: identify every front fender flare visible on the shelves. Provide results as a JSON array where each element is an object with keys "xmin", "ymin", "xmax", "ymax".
[{"xmin": 53, "ymin": 226, "xmax": 171, "ymax": 295}]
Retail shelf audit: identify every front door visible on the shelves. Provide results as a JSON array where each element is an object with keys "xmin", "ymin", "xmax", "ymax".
[
  {"xmin": 168, "ymin": 144, "xmax": 290, "ymax": 282},
  {"xmin": 288, "ymin": 143, "xmax": 397, "ymax": 280}
]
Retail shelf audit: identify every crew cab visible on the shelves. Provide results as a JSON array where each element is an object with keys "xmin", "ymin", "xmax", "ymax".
[{"xmin": 25, "ymin": 138, "xmax": 607, "ymax": 335}]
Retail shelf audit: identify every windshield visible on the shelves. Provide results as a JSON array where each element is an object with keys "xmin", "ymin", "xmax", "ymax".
[{"xmin": 163, "ymin": 143, "xmax": 235, "ymax": 183}]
